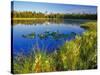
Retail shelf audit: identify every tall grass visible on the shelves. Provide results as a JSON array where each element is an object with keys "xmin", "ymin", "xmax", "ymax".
[
  {"xmin": 58, "ymin": 30, "xmax": 97, "ymax": 70},
  {"xmin": 12, "ymin": 21, "xmax": 97, "ymax": 74}
]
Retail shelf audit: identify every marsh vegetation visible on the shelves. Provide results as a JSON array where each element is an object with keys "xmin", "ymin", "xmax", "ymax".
[{"xmin": 12, "ymin": 21, "xmax": 97, "ymax": 74}]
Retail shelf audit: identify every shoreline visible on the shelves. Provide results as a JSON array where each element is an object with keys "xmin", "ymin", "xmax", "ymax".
[
  {"xmin": 12, "ymin": 18, "xmax": 97, "ymax": 20},
  {"xmin": 12, "ymin": 18, "xmax": 61, "ymax": 20}
]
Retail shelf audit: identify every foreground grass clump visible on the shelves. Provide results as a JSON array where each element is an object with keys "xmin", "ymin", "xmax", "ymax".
[
  {"xmin": 12, "ymin": 21, "xmax": 97, "ymax": 74},
  {"xmin": 58, "ymin": 30, "xmax": 97, "ymax": 70},
  {"xmin": 13, "ymin": 51, "xmax": 56, "ymax": 74}
]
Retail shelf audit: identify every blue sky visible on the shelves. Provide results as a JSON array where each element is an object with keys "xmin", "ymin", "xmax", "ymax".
[{"xmin": 12, "ymin": 1, "xmax": 97, "ymax": 14}]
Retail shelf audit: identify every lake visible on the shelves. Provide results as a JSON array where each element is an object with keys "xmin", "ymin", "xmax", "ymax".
[{"xmin": 12, "ymin": 19, "xmax": 89, "ymax": 55}]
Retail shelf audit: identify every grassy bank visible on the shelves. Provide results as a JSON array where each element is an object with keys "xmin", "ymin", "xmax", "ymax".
[
  {"xmin": 80, "ymin": 21, "xmax": 97, "ymax": 30},
  {"xmin": 12, "ymin": 18, "xmax": 51, "ymax": 20},
  {"xmin": 12, "ymin": 21, "xmax": 97, "ymax": 74},
  {"xmin": 12, "ymin": 18, "xmax": 35, "ymax": 20}
]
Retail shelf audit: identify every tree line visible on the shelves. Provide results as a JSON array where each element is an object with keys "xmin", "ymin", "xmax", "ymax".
[{"xmin": 12, "ymin": 11, "xmax": 97, "ymax": 20}]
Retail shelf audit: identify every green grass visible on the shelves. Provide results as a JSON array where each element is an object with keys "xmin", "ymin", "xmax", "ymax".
[
  {"xmin": 12, "ymin": 21, "xmax": 97, "ymax": 74},
  {"xmin": 80, "ymin": 21, "xmax": 97, "ymax": 30}
]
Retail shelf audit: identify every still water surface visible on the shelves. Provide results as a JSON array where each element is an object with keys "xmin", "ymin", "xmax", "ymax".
[{"xmin": 12, "ymin": 19, "xmax": 88, "ymax": 55}]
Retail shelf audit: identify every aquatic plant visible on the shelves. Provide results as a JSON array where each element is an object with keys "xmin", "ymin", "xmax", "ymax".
[{"xmin": 22, "ymin": 32, "xmax": 35, "ymax": 39}]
